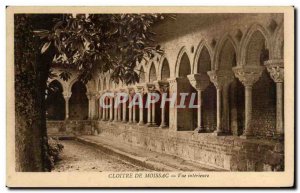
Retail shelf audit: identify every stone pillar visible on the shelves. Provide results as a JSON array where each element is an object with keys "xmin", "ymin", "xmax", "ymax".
[
  {"xmin": 167, "ymin": 78, "xmax": 178, "ymax": 131},
  {"xmin": 109, "ymin": 95, "xmax": 114, "ymax": 121},
  {"xmin": 63, "ymin": 92, "xmax": 71, "ymax": 120},
  {"xmin": 122, "ymin": 95, "xmax": 127, "ymax": 122},
  {"xmin": 87, "ymin": 92, "xmax": 97, "ymax": 120},
  {"xmin": 208, "ymin": 70, "xmax": 234, "ymax": 135},
  {"xmin": 127, "ymin": 87, "xmax": 134, "ymax": 123},
  {"xmin": 265, "ymin": 59, "xmax": 284, "ymax": 136},
  {"xmin": 233, "ymin": 65, "xmax": 264, "ymax": 139},
  {"xmin": 113, "ymin": 93, "xmax": 118, "ymax": 122},
  {"xmin": 187, "ymin": 73, "xmax": 210, "ymax": 132},
  {"xmin": 117, "ymin": 100, "xmax": 122, "ymax": 121},
  {"xmin": 146, "ymin": 84, "xmax": 156, "ymax": 127},
  {"xmin": 98, "ymin": 93, "xmax": 103, "ymax": 120},
  {"xmin": 154, "ymin": 81, "xmax": 169, "ymax": 128},
  {"xmin": 135, "ymin": 85, "xmax": 145, "ymax": 125},
  {"xmin": 105, "ymin": 97, "xmax": 109, "ymax": 121}
]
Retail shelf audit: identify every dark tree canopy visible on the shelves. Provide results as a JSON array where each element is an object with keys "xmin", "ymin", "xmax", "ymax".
[{"xmin": 35, "ymin": 14, "xmax": 170, "ymax": 85}]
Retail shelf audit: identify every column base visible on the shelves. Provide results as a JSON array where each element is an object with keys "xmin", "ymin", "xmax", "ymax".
[
  {"xmin": 239, "ymin": 134, "xmax": 255, "ymax": 139},
  {"xmin": 212, "ymin": 130, "xmax": 228, "ymax": 136},
  {"xmin": 147, "ymin": 123, "xmax": 157, "ymax": 127},
  {"xmin": 138, "ymin": 122, "xmax": 145, "ymax": 126},
  {"xmin": 194, "ymin": 127, "xmax": 207, "ymax": 133},
  {"xmin": 159, "ymin": 124, "xmax": 168, "ymax": 129}
]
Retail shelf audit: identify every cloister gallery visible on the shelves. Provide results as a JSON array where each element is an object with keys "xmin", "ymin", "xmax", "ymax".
[{"xmin": 46, "ymin": 13, "xmax": 284, "ymax": 171}]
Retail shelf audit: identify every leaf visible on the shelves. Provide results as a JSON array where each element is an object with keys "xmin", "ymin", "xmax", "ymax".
[{"xmin": 41, "ymin": 41, "xmax": 51, "ymax": 54}]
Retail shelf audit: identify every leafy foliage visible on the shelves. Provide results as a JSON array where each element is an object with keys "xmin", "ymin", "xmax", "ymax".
[
  {"xmin": 35, "ymin": 14, "xmax": 167, "ymax": 85},
  {"xmin": 48, "ymin": 138, "xmax": 64, "ymax": 169}
]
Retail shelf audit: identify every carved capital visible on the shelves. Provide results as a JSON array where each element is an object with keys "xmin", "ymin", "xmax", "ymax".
[
  {"xmin": 233, "ymin": 66, "xmax": 264, "ymax": 87},
  {"xmin": 207, "ymin": 70, "xmax": 234, "ymax": 89},
  {"xmin": 126, "ymin": 86, "xmax": 135, "ymax": 95},
  {"xmin": 63, "ymin": 91, "xmax": 71, "ymax": 99},
  {"xmin": 134, "ymin": 84, "xmax": 146, "ymax": 94},
  {"xmin": 264, "ymin": 59, "xmax": 284, "ymax": 83},
  {"xmin": 187, "ymin": 73, "xmax": 211, "ymax": 91},
  {"xmin": 154, "ymin": 80, "xmax": 169, "ymax": 93},
  {"xmin": 145, "ymin": 83, "xmax": 156, "ymax": 93}
]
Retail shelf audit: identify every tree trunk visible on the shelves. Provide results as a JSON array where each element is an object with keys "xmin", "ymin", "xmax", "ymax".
[{"xmin": 14, "ymin": 15, "xmax": 54, "ymax": 171}]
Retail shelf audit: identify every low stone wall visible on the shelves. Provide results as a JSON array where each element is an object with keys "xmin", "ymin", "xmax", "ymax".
[
  {"xmin": 93, "ymin": 121, "xmax": 284, "ymax": 171},
  {"xmin": 47, "ymin": 120, "xmax": 93, "ymax": 137}
]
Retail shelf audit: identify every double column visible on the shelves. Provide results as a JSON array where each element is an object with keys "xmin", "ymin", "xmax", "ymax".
[
  {"xmin": 233, "ymin": 65, "xmax": 264, "ymax": 139},
  {"xmin": 146, "ymin": 84, "xmax": 157, "ymax": 127},
  {"xmin": 154, "ymin": 81, "xmax": 169, "ymax": 128},
  {"xmin": 135, "ymin": 85, "xmax": 145, "ymax": 125},
  {"xmin": 187, "ymin": 73, "xmax": 211, "ymax": 132},
  {"xmin": 207, "ymin": 70, "xmax": 234, "ymax": 135},
  {"xmin": 265, "ymin": 59, "xmax": 284, "ymax": 136}
]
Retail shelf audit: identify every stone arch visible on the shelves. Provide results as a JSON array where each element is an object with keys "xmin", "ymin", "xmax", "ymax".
[
  {"xmin": 193, "ymin": 40, "xmax": 213, "ymax": 73},
  {"xmin": 46, "ymin": 80, "xmax": 65, "ymax": 120},
  {"xmin": 149, "ymin": 62, "xmax": 157, "ymax": 83},
  {"xmin": 67, "ymin": 77, "xmax": 95, "ymax": 94},
  {"xmin": 69, "ymin": 81, "xmax": 89, "ymax": 120},
  {"xmin": 139, "ymin": 65, "xmax": 146, "ymax": 83},
  {"xmin": 160, "ymin": 58, "xmax": 170, "ymax": 81},
  {"xmin": 175, "ymin": 47, "xmax": 192, "ymax": 77},
  {"xmin": 240, "ymin": 23, "xmax": 271, "ymax": 66},
  {"xmin": 214, "ymin": 34, "xmax": 238, "ymax": 70},
  {"xmin": 47, "ymin": 77, "xmax": 67, "ymax": 94},
  {"xmin": 272, "ymin": 23, "xmax": 284, "ymax": 59},
  {"xmin": 97, "ymin": 77, "xmax": 102, "ymax": 91},
  {"xmin": 103, "ymin": 77, "xmax": 107, "ymax": 90}
]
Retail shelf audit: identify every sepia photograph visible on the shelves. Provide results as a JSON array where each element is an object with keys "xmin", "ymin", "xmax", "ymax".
[{"xmin": 6, "ymin": 6, "xmax": 294, "ymax": 187}]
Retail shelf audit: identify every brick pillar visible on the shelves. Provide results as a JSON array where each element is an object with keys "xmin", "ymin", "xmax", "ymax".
[{"xmin": 233, "ymin": 65, "xmax": 264, "ymax": 139}]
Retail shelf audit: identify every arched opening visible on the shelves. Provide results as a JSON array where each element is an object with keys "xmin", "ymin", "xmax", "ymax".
[
  {"xmin": 177, "ymin": 52, "xmax": 196, "ymax": 131},
  {"xmin": 139, "ymin": 66, "xmax": 146, "ymax": 83},
  {"xmin": 103, "ymin": 77, "xmax": 107, "ymax": 90},
  {"xmin": 69, "ymin": 81, "xmax": 89, "ymax": 120},
  {"xmin": 46, "ymin": 80, "xmax": 65, "ymax": 120},
  {"xmin": 161, "ymin": 59, "xmax": 170, "ymax": 81},
  {"xmin": 197, "ymin": 46, "xmax": 216, "ymax": 132},
  {"xmin": 246, "ymin": 31, "xmax": 276, "ymax": 137},
  {"xmin": 197, "ymin": 46, "xmax": 211, "ymax": 73},
  {"xmin": 149, "ymin": 63, "xmax": 157, "ymax": 82}
]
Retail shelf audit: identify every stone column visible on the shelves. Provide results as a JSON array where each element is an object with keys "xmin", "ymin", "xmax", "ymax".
[
  {"xmin": 122, "ymin": 95, "xmax": 127, "ymax": 122},
  {"xmin": 208, "ymin": 70, "xmax": 234, "ymax": 135},
  {"xmin": 127, "ymin": 87, "xmax": 134, "ymax": 123},
  {"xmin": 109, "ymin": 95, "xmax": 114, "ymax": 121},
  {"xmin": 265, "ymin": 59, "xmax": 284, "ymax": 136},
  {"xmin": 233, "ymin": 65, "xmax": 264, "ymax": 139},
  {"xmin": 154, "ymin": 81, "xmax": 169, "ymax": 128},
  {"xmin": 135, "ymin": 85, "xmax": 145, "ymax": 125},
  {"xmin": 87, "ymin": 92, "xmax": 97, "ymax": 120},
  {"xmin": 98, "ymin": 92, "xmax": 103, "ymax": 120},
  {"xmin": 146, "ymin": 84, "xmax": 156, "ymax": 127},
  {"xmin": 187, "ymin": 73, "xmax": 210, "ymax": 132},
  {"xmin": 105, "ymin": 97, "xmax": 109, "ymax": 121},
  {"xmin": 113, "ymin": 93, "xmax": 118, "ymax": 122},
  {"xmin": 63, "ymin": 92, "xmax": 71, "ymax": 120}
]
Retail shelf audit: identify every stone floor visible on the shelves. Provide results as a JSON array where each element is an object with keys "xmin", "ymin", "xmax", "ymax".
[{"xmin": 53, "ymin": 140, "xmax": 150, "ymax": 172}]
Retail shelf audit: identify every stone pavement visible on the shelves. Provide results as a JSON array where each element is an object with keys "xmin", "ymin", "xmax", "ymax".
[{"xmin": 76, "ymin": 135, "xmax": 226, "ymax": 171}]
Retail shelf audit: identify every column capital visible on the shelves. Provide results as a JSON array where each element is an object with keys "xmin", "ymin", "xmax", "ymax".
[
  {"xmin": 63, "ymin": 91, "xmax": 71, "ymax": 99},
  {"xmin": 233, "ymin": 66, "xmax": 264, "ymax": 87},
  {"xmin": 154, "ymin": 80, "xmax": 169, "ymax": 93},
  {"xmin": 145, "ymin": 83, "xmax": 156, "ymax": 93},
  {"xmin": 134, "ymin": 84, "xmax": 146, "ymax": 94},
  {"xmin": 126, "ymin": 86, "xmax": 135, "ymax": 95},
  {"xmin": 264, "ymin": 59, "xmax": 284, "ymax": 83},
  {"xmin": 207, "ymin": 70, "xmax": 234, "ymax": 89},
  {"xmin": 187, "ymin": 73, "xmax": 211, "ymax": 91}
]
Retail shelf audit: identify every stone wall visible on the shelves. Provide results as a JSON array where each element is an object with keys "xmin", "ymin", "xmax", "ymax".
[{"xmin": 93, "ymin": 121, "xmax": 284, "ymax": 171}]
